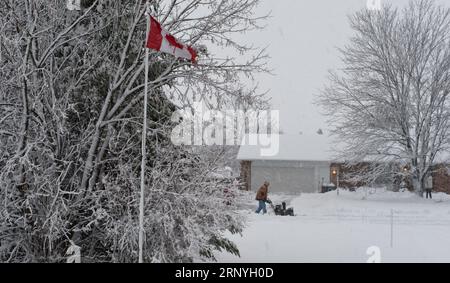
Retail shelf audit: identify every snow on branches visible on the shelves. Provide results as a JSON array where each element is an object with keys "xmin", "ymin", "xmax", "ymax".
[
  {"xmin": 319, "ymin": 0, "xmax": 450, "ymax": 195},
  {"xmin": 0, "ymin": 0, "xmax": 268, "ymax": 262}
]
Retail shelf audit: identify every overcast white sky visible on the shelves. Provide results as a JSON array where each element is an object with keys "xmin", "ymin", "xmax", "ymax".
[{"xmin": 239, "ymin": 0, "xmax": 441, "ymax": 136}]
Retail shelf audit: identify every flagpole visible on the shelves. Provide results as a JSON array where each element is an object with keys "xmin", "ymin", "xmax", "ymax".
[{"xmin": 139, "ymin": 1, "xmax": 150, "ymax": 264}]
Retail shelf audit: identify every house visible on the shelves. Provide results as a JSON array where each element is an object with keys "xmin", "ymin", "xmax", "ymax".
[
  {"xmin": 329, "ymin": 162, "xmax": 450, "ymax": 194},
  {"xmin": 238, "ymin": 134, "xmax": 336, "ymax": 194},
  {"xmin": 432, "ymin": 164, "xmax": 450, "ymax": 194},
  {"xmin": 238, "ymin": 134, "xmax": 450, "ymax": 194}
]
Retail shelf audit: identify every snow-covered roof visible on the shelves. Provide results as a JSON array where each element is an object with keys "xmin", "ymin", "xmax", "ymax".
[
  {"xmin": 237, "ymin": 134, "xmax": 450, "ymax": 164},
  {"xmin": 237, "ymin": 134, "xmax": 339, "ymax": 162}
]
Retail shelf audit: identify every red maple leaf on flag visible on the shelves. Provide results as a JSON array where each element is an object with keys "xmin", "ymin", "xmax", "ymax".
[{"xmin": 146, "ymin": 16, "xmax": 198, "ymax": 63}]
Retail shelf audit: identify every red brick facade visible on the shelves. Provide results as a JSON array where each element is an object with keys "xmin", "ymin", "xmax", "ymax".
[
  {"xmin": 331, "ymin": 162, "xmax": 450, "ymax": 194},
  {"xmin": 330, "ymin": 163, "xmax": 374, "ymax": 189},
  {"xmin": 433, "ymin": 165, "xmax": 450, "ymax": 194},
  {"xmin": 240, "ymin": 161, "xmax": 252, "ymax": 191}
]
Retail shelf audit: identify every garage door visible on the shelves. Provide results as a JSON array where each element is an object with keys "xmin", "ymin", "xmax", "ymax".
[{"xmin": 251, "ymin": 166, "xmax": 316, "ymax": 194}]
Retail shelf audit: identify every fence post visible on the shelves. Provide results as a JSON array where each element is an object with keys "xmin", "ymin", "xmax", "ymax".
[{"xmin": 390, "ymin": 209, "xmax": 394, "ymax": 248}]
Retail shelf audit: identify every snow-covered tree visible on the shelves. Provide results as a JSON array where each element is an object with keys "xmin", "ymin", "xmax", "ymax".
[
  {"xmin": 319, "ymin": 0, "xmax": 450, "ymax": 196},
  {"xmin": 0, "ymin": 0, "xmax": 268, "ymax": 262}
]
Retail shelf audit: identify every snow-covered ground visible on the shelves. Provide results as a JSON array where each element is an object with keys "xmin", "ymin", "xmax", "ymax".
[{"xmin": 216, "ymin": 189, "xmax": 450, "ymax": 263}]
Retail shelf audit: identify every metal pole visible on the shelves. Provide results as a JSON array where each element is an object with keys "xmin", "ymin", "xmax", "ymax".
[
  {"xmin": 139, "ymin": 2, "xmax": 150, "ymax": 264},
  {"xmin": 337, "ymin": 169, "xmax": 340, "ymax": 196},
  {"xmin": 390, "ymin": 209, "xmax": 394, "ymax": 248}
]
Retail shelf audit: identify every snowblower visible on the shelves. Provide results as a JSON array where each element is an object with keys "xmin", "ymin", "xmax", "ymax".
[{"xmin": 267, "ymin": 200, "xmax": 295, "ymax": 216}]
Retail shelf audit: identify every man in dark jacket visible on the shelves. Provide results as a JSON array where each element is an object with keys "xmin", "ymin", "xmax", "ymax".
[
  {"xmin": 255, "ymin": 181, "xmax": 270, "ymax": 214},
  {"xmin": 425, "ymin": 175, "xmax": 433, "ymax": 199}
]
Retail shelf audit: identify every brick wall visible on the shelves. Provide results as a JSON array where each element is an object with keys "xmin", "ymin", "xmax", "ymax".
[
  {"xmin": 433, "ymin": 165, "xmax": 450, "ymax": 194},
  {"xmin": 330, "ymin": 162, "xmax": 450, "ymax": 194},
  {"xmin": 330, "ymin": 162, "xmax": 402, "ymax": 191},
  {"xmin": 240, "ymin": 161, "xmax": 252, "ymax": 191},
  {"xmin": 330, "ymin": 163, "xmax": 374, "ymax": 189}
]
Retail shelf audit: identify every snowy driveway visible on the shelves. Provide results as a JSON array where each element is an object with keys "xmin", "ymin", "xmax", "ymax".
[{"xmin": 216, "ymin": 190, "xmax": 450, "ymax": 263}]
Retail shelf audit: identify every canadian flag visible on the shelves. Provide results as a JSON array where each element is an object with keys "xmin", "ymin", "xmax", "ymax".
[{"xmin": 146, "ymin": 16, "xmax": 198, "ymax": 64}]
